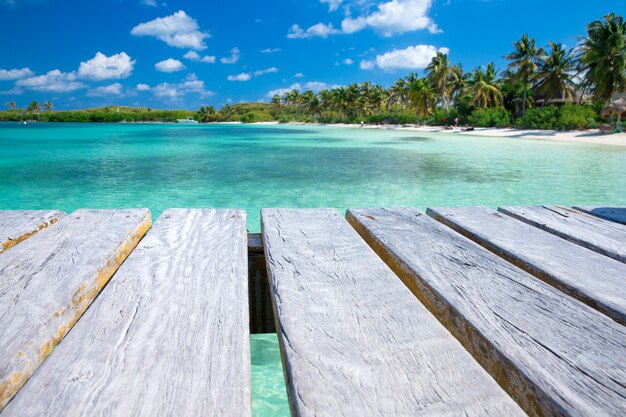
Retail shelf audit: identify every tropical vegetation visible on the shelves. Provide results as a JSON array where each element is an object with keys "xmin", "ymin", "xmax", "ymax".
[{"xmin": 194, "ymin": 13, "xmax": 623, "ymax": 130}]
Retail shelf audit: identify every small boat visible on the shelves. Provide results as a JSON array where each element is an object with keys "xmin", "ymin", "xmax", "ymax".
[{"xmin": 177, "ymin": 118, "xmax": 199, "ymax": 124}]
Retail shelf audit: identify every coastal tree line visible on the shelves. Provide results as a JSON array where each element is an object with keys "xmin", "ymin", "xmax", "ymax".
[{"xmin": 197, "ymin": 13, "xmax": 625, "ymax": 130}]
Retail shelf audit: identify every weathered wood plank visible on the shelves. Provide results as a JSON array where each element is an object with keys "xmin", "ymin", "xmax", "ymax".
[
  {"xmin": 347, "ymin": 208, "xmax": 626, "ymax": 417},
  {"xmin": 0, "ymin": 210, "xmax": 65, "ymax": 253},
  {"xmin": 2, "ymin": 209, "xmax": 250, "ymax": 417},
  {"xmin": 427, "ymin": 206, "xmax": 626, "ymax": 325},
  {"xmin": 0, "ymin": 209, "xmax": 151, "ymax": 410},
  {"xmin": 573, "ymin": 206, "xmax": 626, "ymax": 225},
  {"xmin": 262, "ymin": 208, "xmax": 524, "ymax": 417},
  {"xmin": 499, "ymin": 205, "xmax": 626, "ymax": 263}
]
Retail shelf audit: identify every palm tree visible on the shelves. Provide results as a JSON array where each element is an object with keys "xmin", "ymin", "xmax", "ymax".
[
  {"xmin": 468, "ymin": 64, "xmax": 503, "ymax": 108},
  {"xmin": 331, "ymin": 87, "xmax": 349, "ymax": 119},
  {"xmin": 27, "ymin": 100, "xmax": 40, "ymax": 113},
  {"xmin": 449, "ymin": 64, "xmax": 469, "ymax": 111},
  {"xmin": 44, "ymin": 101, "xmax": 53, "ymax": 111},
  {"xmin": 388, "ymin": 79, "xmax": 407, "ymax": 111},
  {"xmin": 426, "ymin": 52, "xmax": 454, "ymax": 112},
  {"xmin": 8, "ymin": 101, "xmax": 16, "ymax": 110},
  {"xmin": 198, "ymin": 105, "xmax": 217, "ymax": 122},
  {"xmin": 270, "ymin": 94, "xmax": 285, "ymax": 119},
  {"xmin": 221, "ymin": 104, "xmax": 234, "ymax": 120},
  {"xmin": 506, "ymin": 34, "xmax": 543, "ymax": 116},
  {"xmin": 407, "ymin": 77, "xmax": 436, "ymax": 124},
  {"xmin": 579, "ymin": 13, "xmax": 626, "ymax": 104},
  {"xmin": 535, "ymin": 42, "xmax": 576, "ymax": 103}
]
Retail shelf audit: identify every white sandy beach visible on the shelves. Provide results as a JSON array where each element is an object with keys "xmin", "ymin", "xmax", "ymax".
[{"xmin": 275, "ymin": 122, "xmax": 626, "ymax": 147}]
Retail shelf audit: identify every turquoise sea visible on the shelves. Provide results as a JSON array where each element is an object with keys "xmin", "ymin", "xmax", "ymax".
[{"xmin": 1, "ymin": 122, "xmax": 626, "ymax": 416}]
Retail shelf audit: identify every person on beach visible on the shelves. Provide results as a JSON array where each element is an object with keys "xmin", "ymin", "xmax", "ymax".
[{"xmin": 360, "ymin": 121, "xmax": 364, "ymax": 128}]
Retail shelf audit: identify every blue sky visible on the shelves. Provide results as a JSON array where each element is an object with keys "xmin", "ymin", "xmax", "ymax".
[{"xmin": 0, "ymin": 0, "xmax": 622, "ymax": 110}]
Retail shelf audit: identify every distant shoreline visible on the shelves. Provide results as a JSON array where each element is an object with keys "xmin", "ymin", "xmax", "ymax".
[{"xmin": 4, "ymin": 119, "xmax": 625, "ymax": 147}]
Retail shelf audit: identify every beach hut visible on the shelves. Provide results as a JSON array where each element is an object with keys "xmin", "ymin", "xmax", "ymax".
[{"xmin": 601, "ymin": 97, "xmax": 626, "ymax": 132}]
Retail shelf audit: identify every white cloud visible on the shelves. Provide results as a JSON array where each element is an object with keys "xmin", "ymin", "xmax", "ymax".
[
  {"xmin": 183, "ymin": 50, "xmax": 216, "ymax": 63},
  {"xmin": 342, "ymin": 0, "xmax": 439, "ymax": 36},
  {"xmin": 287, "ymin": 23, "xmax": 340, "ymax": 39},
  {"xmin": 290, "ymin": 0, "xmax": 439, "ymax": 39},
  {"xmin": 136, "ymin": 83, "xmax": 151, "ymax": 91},
  {"xmin": 77, "ymin": 52, "xmax": 135, "ymax": 81},
  {"xmin": 220, "ymin": 47, "xmax": 240, "ymax": 64},
  {"xmin": 153, "ymin": 74, "xmax": 214, "ymax": 100},
  {"xmin": 360, "ymin": 44, "xmax": 449, "ymax": 71},
  {"xmin": 87, "ymin": 83, "xmax": 123, "ymax": 97},
  {"xmin": 267, "ymin": 81, "xmax": 340, "ymax": 97},
  {"xmin": 155, "ymin": 58, "xmax": 186, "ymax": 73},
  {"xmin": 260, "ymin": 48, "xmax": 282, "ymax": 54},
  {"xmin": 0, "ymin": 67, "xmax": 34, "ymax": 80},
  {"xmin": 131, "ymin": 10, "xmax": 210, "ymax": 50},
  {"xmin": 16, "ymin": 70, "xmax": 86, "ymax": 92},
  {"xmin": 0, "ymin": 87, "xmax": 23, "ymax": 95},
  {"xmin": 227, "ymin": 72, "xmax": 252, "ymax": 82},
  {"xmin": 253, "ymin": 67, "xmax": 278, "ymax": 76},
  {"xmin": 294, "ymin": 73, "xmax": 305, "ymax": 78},
  {"xmin": 342, "ymin": 58, "xmax": 354, "ymax": 65},
  {"xmin": 320, "ymin": 0, "xmax": 343, "ymax": 11}
]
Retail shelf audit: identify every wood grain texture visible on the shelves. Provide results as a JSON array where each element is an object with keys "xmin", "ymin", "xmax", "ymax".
[
  {"xmin": 347, "ymin": 207, "xmax": 626, "ymax": 417},
  {"xmin": 427, "ymin": 206, "xmax": 626, "ymax": 325},
  {"xmin": 0, "ymin": 210, "xmax": 65, "ymax": 253},
  {"xmin": 573, "ymin": 206, "xmax": 626, "ymax": 225},
  {"xmin": 2, "ymin": 209, "xmax": 251, "ymax": 417},
  {"xmin": 0, "ymin": 209, "xmax": 151, "ymax": 410},
  {"xmin": 499, "ymin": 205, "xmax": 626, "ymax": 263},
  {"xmin": 262, "ymin": 208, "xmax": 524, "ymax": 417}
]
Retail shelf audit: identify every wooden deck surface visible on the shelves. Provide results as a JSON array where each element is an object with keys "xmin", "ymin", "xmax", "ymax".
[
  {"xmin": 1, "ymin": 205, "xmax": 624, "ymax": 416},
  {"xmin": 0, "ymin": 209, "xmax": 151, "ymax": 410},
  {"xmin": 262, "ymin": 208, "xmax": 523, "ymax": 416},
  {"xmin": 0, "ymin": 210, "xmax": 65, "ymax": 253},
  {"xmin": 2, "ymin": 209, "xmax": 250, "ymax": 417},
  {"xmin": 574, "ymin": 205, "xmax": 626, "ymax": 225},
  {"xmin": 499, "ymin": 205, "xmax": 626, "ymax": 263},
  {"xmin": 428, "ymin": 206, "xmax": 626, "ymax": 325},
  {"xmin": 347, "ymin": 207, "xmax": 626, "ymax": 417}
]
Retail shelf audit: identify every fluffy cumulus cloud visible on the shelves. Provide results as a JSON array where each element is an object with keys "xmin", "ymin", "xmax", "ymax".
[
  {"xmin": 131, "ymin": 11, "xmax": 210, "ymax": 50},
  {"xmin": 290, "ymin": 0, "xmax": 439, "ymax": 39},
  {"xmin": 287, "ymin": 23, "xmax": 340, "ymax": 39},
  {"xmin": 267, "ymin": 81, "xmax": 340, "ymax": 97},
  {"xmin": 152, "ymin": 73, "xmax": 214, "ymax": 100},
  {"xmin": 0, "ymin": 67, "xmax": 34, "ymax": 80},
  {"xmin": 228, "ymin": 67, "xmax": 278, "ymax": 82},
  {"xmin": 155, "ymin": 58, "xmax": 186, "ymax": 72},
  {"xmin": 77, "ymin": 52, "xmax": 135, "ymax": 81},
  {"xmin": 253, "ymin": 67, "xmax": 278, "ymax": 76},
  {"xmin": 87, "ymin": 82, "xmax": 123, "ymax": 97},
  {"xmin": 360, "ymin": 44, "xmax": 449, "ymax": 70},
  {"xmin": 16, "ymin": 70, "xmax": 86, "ymax": 92},
  {"xmin": 342, "ymin": 0, "xmax": 439, "ymax": 36},
  {"xmin": 220, "ymin": 47, "xmax": 240, "ymax": 64},
  {"xmin": 294, "ymin": 73, "xmax": 305, "ymax": 78},
  {"xmin": 136, "ymin": 83, "xmax": 151, "ymax": 91},
  {"xmin": 227, "ymin": 72, "xmax": 251, "ymax": 82},
  {"xmin": 183, "ymin": 50, "xmax": 216, "ymax": 63}
]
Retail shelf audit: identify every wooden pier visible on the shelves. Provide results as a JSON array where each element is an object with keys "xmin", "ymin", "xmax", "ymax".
[{"xmin": 0, "ymin": 205, "xmax": 625, "ymax": 416}]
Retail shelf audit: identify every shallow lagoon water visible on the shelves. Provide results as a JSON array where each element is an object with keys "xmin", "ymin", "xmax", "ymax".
[
  {"xmin": 2, "ymin": 123, "xmax": 625, "ymax": 231},
  {"xmin": 1, "ymin": 122, "xmax": 625, "ymax": 416}
]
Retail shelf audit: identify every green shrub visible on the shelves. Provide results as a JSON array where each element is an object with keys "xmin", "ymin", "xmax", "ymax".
[
  {"xmin": 557, "ymin": 104, "xmax": 597, "ymax": 130},
  {"xmin": 468, "ymin": 107, "xmax": 511, "ymax": 127},
  {"xmin": 239, "ymin": 111, "xmax": 273, "ymax": 123},
  {"xmin": 516, "ymin": 104, "xmax": 599, "ymax": 130},
  {"xmin": 516, "ymin": 106, "xmax": 559, "ymax": 129}
]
